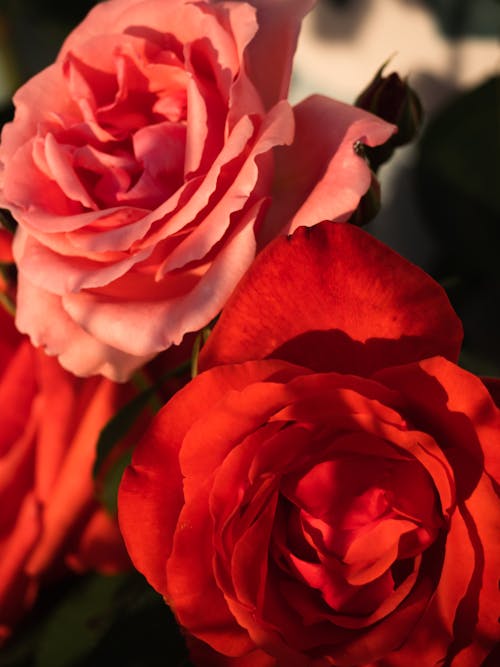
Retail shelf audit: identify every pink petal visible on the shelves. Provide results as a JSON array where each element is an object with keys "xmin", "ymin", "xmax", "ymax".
[
  {"xmin": 259, "ymin": 95, "xmax": 396, "ymax": 244},
  {"xmin": 13, "ymin": 226, "xmax": 152, "ymax": 295},
  {"xmin": 243, "ymin": 0, "xmax": 316, "ymax": 110},
  {"xmin": 145, "ymin": 113, "xmax": 257, "ymax": 253},
  {"xmin": 15, "ymin": 274, "xmax": 151, "ymax": 380},
  {"xmin": 0, "ymin": 63, "xmax": 77, "ymax": 166},
  {"xmin": 43, "ymin": 133, "xmax": 96, "ymax": 209},
  {"xmin": 58, "ymin": 0, "xmax": 186, "ymax": 61},
  {"xmin": 63, "ymin": 201, "xmax": 262, "ymax": 356},
  {"xmin": 159, "ymin": 100, "xmax": 294, "ymax": 274}
]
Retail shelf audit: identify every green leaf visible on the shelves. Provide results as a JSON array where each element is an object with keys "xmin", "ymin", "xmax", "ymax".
[
  {"xmin": 0, "ymin": 624, "xmax": 39, "ymax": 667},
  {"xmin": 190, "ymin": 325, "xmax": 212, "ymax": 378},
  {"xmin": 416, "ymin": 76, "xmax": 500, "ymax": 375},
  {"xmin": 93, "ymin": 359, "xmax": 190, "ymax": 515},
  {"xmin": 416, "ymin": 76, "xmax": 500, "ymax": 276},
  {"xmin": 422, "ymin": 0, "xmax": 500, "ymax": 37},
  {"xmin": 78, "ymin": 575, "xmax": 192, "ymax": 667},
  {"xmin": 0, "ymin": 292, "xmax": 15, "ymax": 316},
  {"xmin": 92, "ymin": 360, "xmax": 190, "ymax": 480},
  {"xmin": 1, "ymin": 574, "xmax": 192, "ymax": 667},
  {"xmin": 92, "ymin": 388, "xmax": 154, "ymax": 481},
  {"xmin": 35, "ymin": 574, "xmax": 128, "ymax": 667},
  {"xmin": 97, "ymin": 448, "xmax": 133, "ymax": 515}
]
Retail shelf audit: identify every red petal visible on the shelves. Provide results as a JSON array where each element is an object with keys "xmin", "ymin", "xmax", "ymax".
[
  {"xmin": 65, "ymin": 507, "xmax": 130, "ymax": 574},
  {"xmin": 27, "ymin": 373, "xmax": 118, "ymax": 575},
  {"xmin": 481, "ymin": 376, "xmax": 500, "ymax": 409},
  {"xmin": 376, "ymin": 357, "xmax": 500, "ymax": 494},
  {"xmin": 384, "ymin": 477, "xmax": 500, "ymax": 667},
  {"xmin": 166, "ymin": 478, "xmax": 254, "ymax": 657},
  {"xmin": 186, "ymin": 634, "xmax": 276, "ymax": 667},
  {"xmin": 0, "ymin": 309, "xmax": 20, "ymax": 376},
  {"xmin": 200, "ymin": 222, "xmax": 462, "ymax": 375},
  {"xmin": 0, "ymin": 229, "xmax": 13, "ymax": 263},
  {"xmin": 118, "ymin": 359, "xmax": 295, "ymax": 595}
]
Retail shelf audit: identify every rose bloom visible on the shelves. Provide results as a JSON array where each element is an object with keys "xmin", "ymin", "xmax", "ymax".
[
  {"xmin": 0, "ymin": 304, "xmax": 131, "ymax": 642},
  {"xmin": 0, "ymin": 0, "xmax": 394, "ymax": 381},
  {"xmin": 119, "ymin": 222, "xmax": 500, "ymax": 666}
]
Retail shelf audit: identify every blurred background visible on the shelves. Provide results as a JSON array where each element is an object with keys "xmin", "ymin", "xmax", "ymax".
[{"xmin": 0, "ymin": 3, "xmax": 498, "ymax": 666}]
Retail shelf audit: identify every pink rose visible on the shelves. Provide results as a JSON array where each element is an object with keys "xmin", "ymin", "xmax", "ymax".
[
  {"xmin": 0, "ymin": 306, "xmax": 131, "ymax": 642},
  {"xmin": 0, "ymin": 0, "xmax": 394, "ymax": 380}
]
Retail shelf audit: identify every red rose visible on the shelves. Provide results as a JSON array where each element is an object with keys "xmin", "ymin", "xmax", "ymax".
[
  {"xmin": 0, "ymin": 306, "xmax": 130, "ymax": 642},
  {"xmin": 119, "ymin": 223, "xmax": 500, "ymax": 666},
  {"xmin": 0, "ymin": 0, "xmax": 394, "ymax": 380}
]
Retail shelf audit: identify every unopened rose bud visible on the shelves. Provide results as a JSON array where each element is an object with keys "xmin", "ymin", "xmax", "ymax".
[
  {"xmin": 355, "ymin": 61, "xmax": 424, "ymax": 170},
  {"xmin": 357, "ymin": 66, "xmax": 423, "ymax": 143}
]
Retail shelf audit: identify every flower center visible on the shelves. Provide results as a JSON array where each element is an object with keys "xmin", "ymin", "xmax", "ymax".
[
  {"xmin": 31, "ymin": 34, "xmax": 190, "ymax": 214},
  {"xmin": 276, "ymin": 452, "xmax": 443, "ymax": 615}
]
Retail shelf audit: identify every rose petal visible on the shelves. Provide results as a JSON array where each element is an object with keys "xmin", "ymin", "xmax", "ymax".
[
  {"xmin": 243, "ymin": 0, "xmax": 316, "ymax": 110},
  {"xmin": 26, "ymin": 377, "xmax": 117, "ymax": 574},
  {"xmin": 119, "ymin": 358, "xmax": 293, "ymax": 593},
  {"xmin": 0, "ymin": 495, "xmax": 41, "ymax": 630},
  {"xmin": 259, "ymin": 95, "xmax": 396, "ymax": 244},
  {"xmin": 0, "ymin": 229, "xmax": 13, "ymax": 262},
  {"xmin": 159, "ymin": 100, "xmax": 294, "ymax": 274},
  {"xmin": 0, "ymin": 342, "xmax": 37, "ymax": 458},
  {"xmin": 59, "ymin": 1, "xmax": 201, "ymax": 62},
  {"xmin": 43, "ymin": 133, "xmax": 96, "ymax": 209},
  {"xmin": 63, "ymin": 202, "xmax": 263, "ymax": 356},
  {"xmin": 441, "ymin": 475, "xmax": 500, "ymax": 665},
  {"xmin": 167, "ymin": 479, "xmax": 255, "ymax": 656},
  {"xmin": 15, "ymin": 274, "xmax": 151, "ymax": 381},
  {"xmin": 31, "ymin": 352, "xmax": 88, "ymax": 502},
  {"xmin": 0, "ymin": 63, "xmax": 77, "ymax": 173},
  {"xmin": 373, "ymin": 358, "xmax": 500, "ymax": 664},
  {"xmin": 13, "ymin": 226, "xmax": 152, "ymax": 295},
  {"xmin": 376, "ymin": 357, "xmax": 500, "ymax": 496},
  {"xmin": 200, "ymin": 222, "xmax": 463, "ymax": 374},
  {"xmin": 65, "ymin": 507, "xmax": 130, "ymax": 574}
]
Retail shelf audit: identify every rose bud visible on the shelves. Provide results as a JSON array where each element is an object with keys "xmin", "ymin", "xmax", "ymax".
[{"xmin": 355, "ymin": 62, "xmax": 423, "ymax": 170}]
